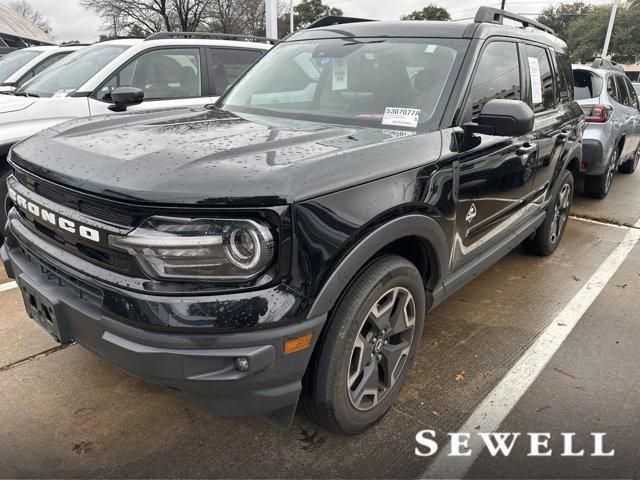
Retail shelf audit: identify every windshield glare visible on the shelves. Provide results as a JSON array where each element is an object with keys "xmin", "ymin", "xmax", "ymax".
[
  {"xmin": 0, "ymin": 49, "xmax": 40, "ymax": 83},
  {"xmin": 221, "ymin": 38, "xmax": 462, "ymax": 129},
  {"xmin": 18, "ymin": 44, "xmax": 129, "ymax": 98}
]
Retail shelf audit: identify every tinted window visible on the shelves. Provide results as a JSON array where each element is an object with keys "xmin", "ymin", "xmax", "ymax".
[
  {"xmin": 555, "ymin": 52, "xmax": 573, "ymax": 102},
  {"xmin": 99, "ymin": 48, "xmax": 202, "ymax": 101},
  {"xmin": 0, "ymin": 49, "xmax": 39, "ymax": 83},
  {"xmin": 523, "ymin": 44, "xmax": 555, "ymax": 113},
  {"xmin": 573, "ymin": 69, "xmax": 603, "ymax": 100},
  {"xmin": 223, "ymin": 38, "xmax": 464, "ymax": 129},
  {"xmin": 209, "ymin": 48, "xmax": 262, "ymax": 96},
  {"xmin": 615, "ymin": 75, "xmax": 630, "ymax": 106},
  {"xmin": 465, "ymin": 41, "xmax": 521, "ymax": 120},
  {"xmin": 625, "ymin": 78, "xmax": 639, "ymax": 108},
  {"xmin": 607, "ymin": 75, "xmax": 618, "ymax": 102}
]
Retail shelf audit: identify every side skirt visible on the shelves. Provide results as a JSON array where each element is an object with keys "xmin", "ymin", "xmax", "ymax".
[{"xmin": 430, "ymin": 210, "xmax": 546, "ymax": 310}]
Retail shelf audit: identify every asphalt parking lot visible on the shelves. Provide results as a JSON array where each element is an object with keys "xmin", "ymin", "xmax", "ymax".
[{"xmin": 0, "ymin": 173, "xmax": 638, "ymax": 479}]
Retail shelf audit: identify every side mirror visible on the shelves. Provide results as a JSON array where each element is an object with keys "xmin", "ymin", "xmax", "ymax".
[
  {"xmin": 465, "ymin": 99, "xmax": 535, "ymax": 137},
  {"xmin": 108, "ymin": 87, "xmax": 144, "ymax": 112}
]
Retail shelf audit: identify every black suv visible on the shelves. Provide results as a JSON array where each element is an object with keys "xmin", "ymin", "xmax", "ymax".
[{"xmin": 1, "ymin": 8, "xmax": 582, "ymax": 435}]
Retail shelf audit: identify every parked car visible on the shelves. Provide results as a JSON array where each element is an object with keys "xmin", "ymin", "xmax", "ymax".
[
  {"xmin": 0, "ymin": 45, "xmax": 82, "ymax": 93},
  {"xmin": 0, "ymin": 34, "xmax": 273, "ymax": 242},
  {"xmin": 573, "ymin": 62, "xmax": 640, "ymax": 198},
  {"xmin": 1, "ymin": 8, "xmax": 582, "ymax": 434}
]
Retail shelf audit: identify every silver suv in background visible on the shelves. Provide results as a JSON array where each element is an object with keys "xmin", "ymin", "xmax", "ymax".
[{"xmin": 573, "ymin": 61, "xmax": 640, "ymax": 198}]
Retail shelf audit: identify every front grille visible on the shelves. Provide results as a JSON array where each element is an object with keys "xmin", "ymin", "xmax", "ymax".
[
  {"xmin": 19, "ymin": 242, "xmax": 104, "ymax": 307},
  {"xmin": 14, "ymin": 171, "xmax": 135, "ymax": 227}
]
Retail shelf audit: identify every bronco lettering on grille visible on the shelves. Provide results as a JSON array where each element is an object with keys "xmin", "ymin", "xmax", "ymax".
[{"xmin": 8, "ymin": 186, "xmax": 101, "ymax": 243}]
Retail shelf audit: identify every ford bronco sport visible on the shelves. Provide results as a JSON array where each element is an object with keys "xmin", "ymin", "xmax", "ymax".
[{"xmin": 2, "ymin": 8, "xmax": 582, "ymax": 435}]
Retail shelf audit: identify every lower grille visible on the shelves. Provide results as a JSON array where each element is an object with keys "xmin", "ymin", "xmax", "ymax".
[{"xmin": 19, "ymin": 242, "xmax": 104, "ymax": 307}]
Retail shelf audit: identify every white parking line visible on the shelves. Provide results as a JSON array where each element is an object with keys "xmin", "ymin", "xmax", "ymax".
[
  {"xmin": 423, "ymin": 219, "xmax": 640, "ymax": 479},
  {"xmin": 0, "ymin": 281, "xmax": 18, "ymax": 293}
]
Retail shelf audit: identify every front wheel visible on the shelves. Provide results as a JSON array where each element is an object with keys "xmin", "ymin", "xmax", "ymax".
[
  {"xmin": 523, "ymin": 169, "xmax": 574, "ymax": 256},
  {"xmin": 303, "ymin": 255, "xmax": 425, "ymax": 435}
]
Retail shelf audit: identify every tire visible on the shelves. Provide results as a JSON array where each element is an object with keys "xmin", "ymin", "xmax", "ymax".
[
  {"xmin": 585, "ymin": 148, "xmax": 618, "ymax": 199},
  {"xmin": 523, "ymin": 169, "xmax": 574, "ymax": 257},
  {"xmin": 619, "ymin": 144, "xmax": 639, "ymax": 174},
  {"xmin": 303, "ymin": 255, "xmax": 425, "ymax": 435}
]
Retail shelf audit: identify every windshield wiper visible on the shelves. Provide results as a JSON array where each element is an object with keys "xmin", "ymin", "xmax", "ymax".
[
  {"xmin": 0, "ymin": 90, "xmax": 15, "ymax": 95},
  {"xmin": 14, "ymin": 91, "xmax": 39, "ymax": 97}
]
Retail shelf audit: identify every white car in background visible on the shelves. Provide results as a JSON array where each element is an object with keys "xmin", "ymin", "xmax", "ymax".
[
  {"xmin": 0, "ymin": 33, "xmax": 273, "ymax": 241},
  {"xmin": 0, "ymin": 45, "xmax": 82, "ymax": 92}
]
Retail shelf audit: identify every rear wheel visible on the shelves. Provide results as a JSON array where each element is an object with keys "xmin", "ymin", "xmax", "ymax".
[
  {"xmin": 523, "ymin": 169, "xmax": 574, "ymax": 256},
  {"xmin": 585, "ymin": 148, "xmax": 618, "ymax": 199},
  {"xmin": 619, "ymin": 144, "xmax": 640, "ymax": 174},
  {"xmin": 303, "ymin": 255, "xmax": 425, "ymax": 435}
]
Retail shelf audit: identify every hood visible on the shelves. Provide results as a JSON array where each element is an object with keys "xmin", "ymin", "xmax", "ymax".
[
  {"xmin": 11, "ymin": 107, "xmax": 441, "ymax": 206},
  {"xmin": 0, "ymin": 94, "xmax": 36, "ymax": 114}
]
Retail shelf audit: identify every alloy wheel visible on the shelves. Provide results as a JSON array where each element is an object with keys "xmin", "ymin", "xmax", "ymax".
[
  {"xmin": 549, "ymin": 183, "xmax": 571, "ymax": 245},
  {"xmin": 347, "ymin": 287, "xmax": 416, "ymax": 411}
]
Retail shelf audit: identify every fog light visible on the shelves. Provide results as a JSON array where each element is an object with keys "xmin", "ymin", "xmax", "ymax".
[{"xmin": 235, "ymin": 357, "xmax": 250, "ymax": 372}]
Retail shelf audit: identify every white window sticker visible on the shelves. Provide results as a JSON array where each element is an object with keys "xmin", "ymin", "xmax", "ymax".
[
  {"xmin": 382, "ymin": 107, "xmax": 421, "ymax": 128},
  {"xmin": 332, "ymin": 58, "xmax": 348, "ymax": 91},
  {"xmin": 528, "ymin": 57, "xmax": 543, "ymax": 105}
]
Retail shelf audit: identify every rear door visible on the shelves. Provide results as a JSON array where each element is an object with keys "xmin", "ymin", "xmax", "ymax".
[
  {"xmin": 452, "ymin": 39, "xmax": 537, "ymax": 268},
  {"xmin": 614, "ymin": 75, "xmax": 640, "ymax": 159},
  {"xmin": 521, "ymin": 44, "xmax": 576, "ymax": 199}
]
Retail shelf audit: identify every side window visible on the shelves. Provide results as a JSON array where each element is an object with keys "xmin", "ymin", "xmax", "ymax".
[
  {"xmin": 607, "ymin": 75, "xmax": 618, "ymax": 102},
  {"xmin": 98, "ymin": 48, "xmax": 202, "ymax": 101},
  {"xmin": 615, "ymin": 75, "xmax": 630, "ymax": 106},
  {"xmin": 465, "ymin": 41, "xmax": 521, "ymax": 120},
  {"xmin": 554, "ymin": 52, "xmax": 573, "ymax": 102},
  {"xmin": 523, "ymin": 44, "xmax": 555, "ymax": 113},
  {"xmin": 624, "ymin": 77, "xmax": 639, "ymax": 108},
  {"xmin": 208, "ymin": 48, "xmax": 263, "ymax": 96},
  {"xmin": 18, "ymin": 52, "xmax": 70, "ymax": 86}
]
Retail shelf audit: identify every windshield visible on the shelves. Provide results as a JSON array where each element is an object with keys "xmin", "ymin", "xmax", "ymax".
[
  {"xmin": 0, "ymin": 49, "xmax": 40, "ymax": 83},
  {"xmin": 18, "ymin": 44, "xmax": 129, "ymax": 98},
  {"xmin": 221, "ymin": 38, "xmax": 464, "ymax": 129}
]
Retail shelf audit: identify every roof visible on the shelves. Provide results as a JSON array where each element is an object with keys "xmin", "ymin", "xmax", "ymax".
[
  {"xmin": 286, "ymin": 17, "xmax": 567, "ymax": 52},
  {"xmin": 0, "ymin": 4, "xmax": 54, "ymax": 44}
]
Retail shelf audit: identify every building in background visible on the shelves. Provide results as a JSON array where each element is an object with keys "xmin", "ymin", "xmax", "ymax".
[
  {"xmin": 0, "ymin": 4, "xmax": 54, "ymax": 56},
  {"xmin": 622, "ymin": 62, "xmax": 640, "ymax": 82}
]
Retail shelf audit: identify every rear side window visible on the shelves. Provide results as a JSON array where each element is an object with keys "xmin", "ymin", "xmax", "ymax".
[
  {"xmin": 208, "ymin": 48, "xmax": 263, "ymax": 96},
  {"xmin": 464, "ymin": 41, "xmax": 521, "ymax": 120},
  {"xmin": 523, "ymin": 44, "xmax": 555, "ymax": 113},
  {"xmin": 607, "ymin": 75, "xmax": 618, "ymax": 102},
  {"xmin": 624, "ymin": 77, "xmax": 639, "ymax": 108},
  {"xmin": 573, "ymin": 69, "xmax": 603, "ymax": 100},
  {"xmin": 615, "ymin": 75, "xmax": 631, "ymax": 106},
  {"xmin": 555, "ymin": 52, "xmax": 573, "ymax": 102}
]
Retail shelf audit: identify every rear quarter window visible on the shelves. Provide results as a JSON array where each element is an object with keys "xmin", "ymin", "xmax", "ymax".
[{"xmin": 573, "ymin": 69, "xmax": 603, "ymax": 100}]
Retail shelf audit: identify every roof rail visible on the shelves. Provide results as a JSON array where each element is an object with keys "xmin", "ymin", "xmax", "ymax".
[
  {"xmin": 474, "ymin": 7, "xmax": 554, "ymax": 35},
  {"xmin": 145, "ymin": 31, "xmax": 278, "ymax": 45},
  {"xmin": 99, "ymin": 36, "xmax": 144, "ymax": 43},
  {"xmin": 592, "ymin": 56, "xmax": 626, "ymax": 73},
  {"xmin": 306, "ymin": 16, "xmax": 374, "ymax": 29}
]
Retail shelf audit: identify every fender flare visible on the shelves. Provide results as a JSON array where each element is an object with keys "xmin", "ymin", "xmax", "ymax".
[{"xmin": 307, "ymin": 214, "xmax": 449, "ymax": 318}]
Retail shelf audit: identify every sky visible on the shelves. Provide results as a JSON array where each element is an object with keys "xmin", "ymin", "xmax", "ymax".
[{"xmin": 0, "ymin": 0, "xmax": 619, "ymax": 43}]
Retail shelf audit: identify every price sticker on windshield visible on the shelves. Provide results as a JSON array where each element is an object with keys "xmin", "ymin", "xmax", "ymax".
[{"xmin": 382, "ymin": 107, "xmax": 421, "ymax": 128}]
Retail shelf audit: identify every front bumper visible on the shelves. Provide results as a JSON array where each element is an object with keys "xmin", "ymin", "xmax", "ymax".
[{"xmin": 1, "ymin": 225, "xmax": 325, "ymax": 426}]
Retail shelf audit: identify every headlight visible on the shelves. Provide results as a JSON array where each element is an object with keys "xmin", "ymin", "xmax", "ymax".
[{"xmin": 109, "ymin": 216, "xmax": 274, "ymax": 280}]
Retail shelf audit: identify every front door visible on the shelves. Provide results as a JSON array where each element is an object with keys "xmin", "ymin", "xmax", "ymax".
[{"xmin": 452, "ymin": 40, "xmax": 537, "ymax": 269}]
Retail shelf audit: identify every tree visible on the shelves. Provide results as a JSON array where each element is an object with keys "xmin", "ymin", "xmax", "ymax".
[
  {"xmin": 401, "ymin": 4, "xmax": 450, "ymax": 21},
  {"xmin": 537, "ymin": 2, "xmax": 640, "ymax": 64},
  {"xmin": 8, "ymin": 0, "xmax": 52, "ymax": 34},
  {"xmin": 293, "ymin": 0, "xmax": 342, "ymax": 29}
]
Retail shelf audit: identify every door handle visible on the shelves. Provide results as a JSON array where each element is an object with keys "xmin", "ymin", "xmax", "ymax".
[{"xmin": 516, "ymin": 143, "xmax": 538, "ymax": 156}]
